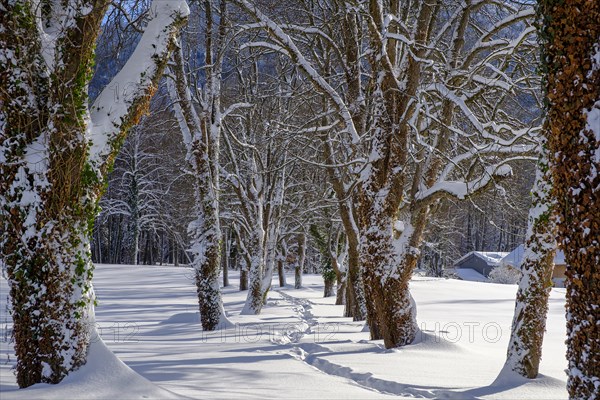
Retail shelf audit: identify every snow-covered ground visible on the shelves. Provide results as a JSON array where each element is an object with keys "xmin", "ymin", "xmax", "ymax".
[{"xmin": 1, "ymin": 265, "xmax": 568, "ymax": 399}]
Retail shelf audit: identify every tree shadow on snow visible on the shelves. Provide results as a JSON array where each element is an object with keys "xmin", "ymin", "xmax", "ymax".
[{"xmin": 432, "ymin": 369, "xmax": 566, "ymax": 399}]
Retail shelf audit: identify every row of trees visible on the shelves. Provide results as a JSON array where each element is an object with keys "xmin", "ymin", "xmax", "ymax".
[
  {"xmin": 230, "ymin": 0, "xmax": 540, "ymax": 348},
  {"xmin": 95, "ymin": 0, "xmax": 540, "ymax": 334},
  {"xmin": 1, "ymin": 0, "xmax": 598, "ymax": 397}
]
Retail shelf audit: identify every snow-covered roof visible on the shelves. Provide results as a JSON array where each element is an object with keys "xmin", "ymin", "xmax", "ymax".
[
  {"xmin": 454, "ymin": 251, "xmax": 509, "ymax": 267},
  {"xmin": 501, "ymin": 245, "xmax": 566, "ymax": 268},
  {"xmin": 453, "ymin": 268, "xmax": 489, "ymax": 282}
]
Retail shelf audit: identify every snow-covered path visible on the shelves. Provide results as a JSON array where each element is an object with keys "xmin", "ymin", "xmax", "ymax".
[
  {"xmin": 1, "ymin": 265, "xmax": 568, "ymax": 399},
  {"xmin": 91, "ymin": 266, "xmax": 396, "ymax": 399}
]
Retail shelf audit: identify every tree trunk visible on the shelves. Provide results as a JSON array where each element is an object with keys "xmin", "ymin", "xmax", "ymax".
[
  {"xmin": 278, "ymin": 258, "xmax": 286, "ymax": 287},
  {"xmin": 324, "ymin": 277, "xmax": 335, "ymax": 297},
  {"xmin": 538, "ymin": 1, "xmax": 600, "ymax": 396},
  {"xmin": 114, "ymin": 215, "xmax": 124, "ymax": 264},
  {"xmin": 335, "ymin": 279, "xmax": 346, "ymax": 306},
  {"xmin": 504, "ymin": 159, "xmax": 556, "ymax": 378},
  {"xmin": 222, "ymin": 252, "xmax": 229, "ymax": 287},
  {"xmin": 240, "ymin": 230, "xmax": 270, "ymax": 314},
  {"xmin": 331, "ymin": 251, "xmax": 346, "ymax": 306},
  {"xmin": 323, "ymin": 143, "xmax": 366, "ymax": 320},
  {"xmin": 159, "ymin": 232, "xmax": 164, "ymax": 266},
  {"xmin": 191, "ymin": 205, "xmax": 224, "ymax": 330},
  {"xmin": 295, "ymin": 233, "xmax": 306, "ymax": 289},
  {"xmin": 132, "ymin": 224, "xmax": 140, "ymax": 265},
  {"xmin": 222, "ymin": 231, "xmax": 230, "ymax": 287},
  {"xmin": 359, "ymin": 200, "xmax": 431, "ymax": 347},
  {"xmin": 240, "ymin": 267, "xmax": 249, "ymax": 291},
  {"xmin": 169, "ymin": 20, "xmax": 226, "ymax": 329},
  {"xmin": 325, "ymin": 245, "xmax": 348, "ymax": 306},
  {"xmin": 174, "ymin": 241, "xmax": 180, "ymax": 267},
  {"xmin": 344, "ymin": 245, "xmax": 367, "ymax": 320},
  {"xmin": 194, "ymin": 253, "xmax": 224, "ymax": 331},
  {"xmin": 235, "ymin": 229, "xmax": 250, "ymax": 291},
  {"xmin": 131, "ymin": 142, "xmax": 140, "ymax": 266},
  {"xmin": 341, "ymin": 209, "xmax": 366, "ymax": 320},
  {"xmin": 242, "ymin": 258, "xmax": 272, "ymax": 314},
  {"xmin": 277, "ymin": 244, "xmax": 287, "ymax": 287},
  {"xmin": 143, "ymin": 234, "xmax": 150, "ymax": 265},
  {"xmin": 0, "ymin": 0, "xmax": 187, "ymax": 387},
  {"xmin": 294, "ymin": 266, "xmax": 302, "ymax": 289}
]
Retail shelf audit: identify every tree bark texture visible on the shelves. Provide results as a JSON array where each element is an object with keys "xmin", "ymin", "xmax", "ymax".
[
  {"xmin": 504, "ymin": 156, "xmax": 556, "ymax": 378},
  {"xmin": 0, "ymin": 0, "xmax": 187, "ymax": 387},
  {"xmin": 169, "ymin": 0, "xmax": 227, "ymax": 329},
  {"xmin": 295, "ymin": 233, "xmax": 306, "ymax": 289},
  {"xmin": 538, "ymin": 0, "xmax": 600, "ymax": 397}
]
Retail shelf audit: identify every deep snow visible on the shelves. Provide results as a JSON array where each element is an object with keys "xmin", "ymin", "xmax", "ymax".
[{"xmin": 1, "ymin": 265, "xmax": 568, "ymax": 399}]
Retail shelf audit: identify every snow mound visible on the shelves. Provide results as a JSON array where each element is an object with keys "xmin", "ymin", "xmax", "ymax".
[
  {"xmin": 3, "ymin": 337, "xmax": 185, "ymax": 400},
  {"xmin": 159, "ymin": 311, "xmax": 234, "ymax": 329},
  {"xmin": 160, "ymin": 312, "xmax": 200, "ymax": 324},
  {"xmin": 217, "ymin": 312, "xmax": 236, "ymax": 329},
  {"xmin": 435, "ymin": 366, "xmax": 568, "ymax": 399}
]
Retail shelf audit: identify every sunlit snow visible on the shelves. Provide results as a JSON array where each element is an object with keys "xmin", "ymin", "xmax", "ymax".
[{"xmin": 1, "ymin": 265, "xmax": 568, "ymax": 399}]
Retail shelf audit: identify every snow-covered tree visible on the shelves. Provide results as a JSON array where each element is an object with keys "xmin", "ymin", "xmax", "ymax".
[
  {"xmin": 91, "ymin": 101, "xmax": 194, "ymax": 266},
  {"xmin": 233, "ymin": 0, "xmax": 540, "ymax": 347},
  {"xmin": 221, "ymin": 84, "xmax": 289, "ymax": 314},
  {"xmin": 310, "ymin": 222, "xmax": 348, "ymax": 301},
  {"xmin": 276, "ymin": 239, "xmax": 288, "ymax": 287},
  {"xmin": 319, "ymin": 127, "xmax": 366, "ymax": 319},
  {"xmin": 222, "ymin": 227, "xmax": 234, "ymax": 287},
  {"xmin": 167, "ymin": 1, "xmax": 231, "ymax": 331},
  {"xmin": 503, "ymin": 143, "xmax": 556, "ymax": 378},
  {"xmin": 537, "ymin": 0, "xmax": 600, "ymax": 397},
  {"xmin": 223, "ymin": 130, "xmax": 287, "ymax": 313},
  {"xmin": 294, "ymin": 233, "xmax": 307, "ymax": 289},
  {"xmin": 97, "ymin": 128, "xmax": 169, "ymax": 264},
  {"xmin": 0, "ymin": 0, "xmax": 188, "ymax": 387}
]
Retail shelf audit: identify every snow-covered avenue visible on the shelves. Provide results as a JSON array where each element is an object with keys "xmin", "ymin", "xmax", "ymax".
[{"xmin": 1, "ymin": 265, "xmax": 568, "ymax": 399}]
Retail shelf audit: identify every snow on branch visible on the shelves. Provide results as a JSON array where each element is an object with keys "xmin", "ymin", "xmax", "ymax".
[
  {"xmin": 240, "ymin": 41, "xmax": 291, "ymax": 56},
  {"xmin": 480, "ymin": 8, "xmax": 535, "ymax": 43},
  {"xmin": 462, "ymin": 26, "xmax": 537, "ymax": 71},
  {"xmin": 233, "ymin": 0, "xmax": 360, "ymax": 144},
  {"xmin": 422, "ymin": 82, "xmax": 537, "ymax": 147},
  {"xmin": 438, "ymin": 143, "xmax": 537, "ymax": 183},
  {"xmin": 415, "ymin": 163, "xmax": 514, "ymax": 202},
  {"xmin": 166, "ymin": 44, "xmax": 204, "ymax": 162},
  {"xmin": 222, "ymin": 103, "xmax": 254, "ymax": 120},
  {"xmin": 89, "ymin": 0, "xmax": 189, "ymax": 170}
]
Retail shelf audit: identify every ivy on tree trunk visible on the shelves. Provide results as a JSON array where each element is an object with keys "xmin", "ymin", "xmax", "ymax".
[
  {"xmin": 0, "ymin": 0, "xmax": 188, "ymax": 387},
  {"xmin": 537, "ymin": 0, "xmax": 600, "ymax": 397}
]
